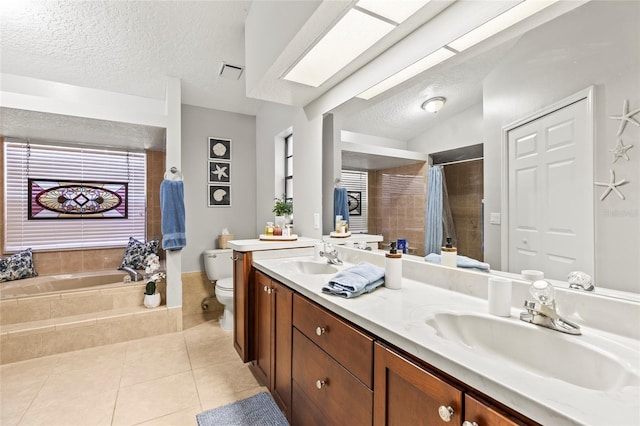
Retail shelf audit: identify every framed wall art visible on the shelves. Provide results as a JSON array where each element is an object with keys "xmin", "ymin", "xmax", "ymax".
[
  {"xmin": 209, "ymin": 137, "xmax": 231, "ymax": 161},
  {"xmin": 208, "ymin": 137, "xmax": 232, "ymax": 207},
  {"xmin": 209, "ymin": 161, "xmax": 230, "ymax": 183},
  {"xmin": 208, "ymin": 184, "xmax": 231, "ymax": 207}
]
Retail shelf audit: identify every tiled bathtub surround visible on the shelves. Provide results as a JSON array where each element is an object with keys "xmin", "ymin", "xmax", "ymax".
[{"xmin": 0, "ymin": 281, "xmax": 179, "ymax": 364}]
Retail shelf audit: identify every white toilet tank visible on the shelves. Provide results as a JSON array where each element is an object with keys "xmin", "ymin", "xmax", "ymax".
[{"xmin": 203, "ymin": 249, "xmax": 233, "ymax": 282}]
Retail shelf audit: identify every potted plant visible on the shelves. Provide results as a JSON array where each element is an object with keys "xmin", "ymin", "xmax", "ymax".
[
  {"xmin": 143, "ymin": 254, "xmax": 165, "ymax": 308},
  {"xmin": 273, "ymin": 194, "xmax": 293, "ymax": 229}
]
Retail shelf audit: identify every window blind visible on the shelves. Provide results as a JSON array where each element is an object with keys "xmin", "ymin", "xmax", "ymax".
[
  {"xmin": 341, "ymin": 170, "xmax": 368, "ymax": 233},
  {"xmin": 4, "ymin": 140, "xmax": 146, "ymax": 252}
]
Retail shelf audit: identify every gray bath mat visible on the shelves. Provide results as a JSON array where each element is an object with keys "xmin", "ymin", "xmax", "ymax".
[{"xmin": 196, "ymin": 392, "xmax": 289, "ymax": 426}]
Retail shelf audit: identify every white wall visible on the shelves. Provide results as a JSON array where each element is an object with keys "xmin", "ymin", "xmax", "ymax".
[
  {"xmin": 255, "ymin": 102, "xmax": 323, "ymax": 239},
  {"xmin": 408, "ymin": 103, "xmax": 483, "ymax": 153},
  {"xmin": 482, "ymin": 1, "xmax": 640, "ymax": 293},
  {"xmin": 181, "ymin": 104, "xmax": 256, "ymax": 272}
]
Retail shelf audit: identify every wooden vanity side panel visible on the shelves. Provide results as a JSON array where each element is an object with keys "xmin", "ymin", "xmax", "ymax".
[
  {"xmin": 272, "ymin": 281, "xmax": 293, "ymax": 420},
  {"xmin": 293, "ymin": 294, "xmax": 374, "ymax": 388},
  {"xmin": 233, "ymin": 250, "xmax": 253, "ymax": 362},
  {"xmin": 374, "ymin": 342, "xmax": 463, "ymax": 426}
]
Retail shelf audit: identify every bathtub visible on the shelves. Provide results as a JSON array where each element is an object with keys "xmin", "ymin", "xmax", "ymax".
[{"xmin": 0, "ymin": 270, "xmax": 131, "ymax": 300}]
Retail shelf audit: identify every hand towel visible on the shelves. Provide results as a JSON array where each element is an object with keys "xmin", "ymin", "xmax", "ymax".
[
  {"xmin": 424, "ymin": 253, "xmax": 490, "ymax": 272},
  {"xmin": 160, "ymin": 179, "xmax": 186, "ymax": 251},
  {"xmin": 333, "ymin": 187, "xmax": 350, "ymax": 228},
  {"xmin": 322, "ymin": 262, "xmax": 385, "ymax": 298}
]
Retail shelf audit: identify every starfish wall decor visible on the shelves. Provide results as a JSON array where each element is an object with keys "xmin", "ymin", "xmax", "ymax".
[
  {"xmin": 609, "ymin": 138, "xmax": 634, "ymax": 163},
  {"xmin": 609, "ymin": 99, "xmax": 640, "ymax": 136},
  {"xmin": 594, "ymin": 169, "xmax": 629, "ymax": 201}
]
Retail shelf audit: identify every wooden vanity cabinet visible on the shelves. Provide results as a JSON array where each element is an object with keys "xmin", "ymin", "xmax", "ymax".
[
  {"xmin": 232, "ymin": 250, "xmax": 253, "ymax": 362},
  {"xmin": 464, "ymin": 394, "xmax": 529, "ymax": 426},
  {"xmin": 374, "ymin": 342, "xmax": 463, "ymax": 425},
  {"xmin": 253, "ymin": 270, "xmax": 293, "ymax": 420}
]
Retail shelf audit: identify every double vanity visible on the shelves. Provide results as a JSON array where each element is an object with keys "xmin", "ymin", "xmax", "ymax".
[{"xmin": 228, "ymin": 238, "xmax": 640, "ymax": 425}]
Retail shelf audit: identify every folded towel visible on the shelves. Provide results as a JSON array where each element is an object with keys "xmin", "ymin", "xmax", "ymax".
[
  {"xmin": 160, "ymin": 180, "xmax": 186, "ymax": 251},
  {"xmin": 424, "ymin": 253, "xmax": 490, "ymax": 272},
  {"xmin": 322, "ymin": 262, "xmax": 385, "ymax": 298}
]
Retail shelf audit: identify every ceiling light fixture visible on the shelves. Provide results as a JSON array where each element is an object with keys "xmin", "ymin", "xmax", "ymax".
[
  {"xmin": 283, "ymin": 0, "xmax": 431, "ymax": 88},
  {"xmin": 421, "ymin": 96, "xmax": 446, "ymax": 113},
  {"xmin": 355, "ymin": 0, "xmax": 558, "ymax": 100}
]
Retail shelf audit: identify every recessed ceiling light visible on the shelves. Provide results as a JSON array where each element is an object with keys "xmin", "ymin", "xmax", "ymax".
[
  {"xmin": 356, "ymin": 47, "xmax": 455, "ymax": 100},
  {"xmin": 421, "ymin": 96, "xmax": 446, "ymax": 113},
  {"xmin": 284, "ymin": 8, "xmax": 395, "ymax": 88},
  {"xmin": 356, "ymin": 0, "xmax": 431, "ymax": 24},
  {"xmin": 448, "ymin": 0, "xmax": 559, "ymax": 52}
]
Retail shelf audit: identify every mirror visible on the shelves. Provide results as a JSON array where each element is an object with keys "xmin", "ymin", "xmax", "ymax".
[{"xmin": 329, "ymin": 1, "xmax": 639, "ymax": 296}]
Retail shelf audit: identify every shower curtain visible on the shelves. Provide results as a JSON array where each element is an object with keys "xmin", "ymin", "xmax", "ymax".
[{"xmin": 424, "ymin": 165, "xmax": 456, "ymax": 255}]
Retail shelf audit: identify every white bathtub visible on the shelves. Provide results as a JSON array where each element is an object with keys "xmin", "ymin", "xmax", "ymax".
[{"xmin": 0, "ymin": 270, "xmax": 131, "ymax": 300}]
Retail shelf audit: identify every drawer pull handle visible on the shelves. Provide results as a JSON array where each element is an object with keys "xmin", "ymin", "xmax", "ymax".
[
  {"xmin": 315, "ymin": 326, "xmax": 326, "ymax": 336},
  {"xmin": 462, "ymin": 422, "xmax": 479, "ymax": 426},
  {"xmin": 316, "ymin": 379, "xmax": 327, "ymax": 389},
  {"xmin": 438, "ymin": 405, "xmax": 454, "ymax": 422}
]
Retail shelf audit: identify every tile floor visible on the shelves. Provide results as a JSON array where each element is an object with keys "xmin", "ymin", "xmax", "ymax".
[{"xmin": 0, "ymin": 319, "xmax": 266, "ymax": 426}]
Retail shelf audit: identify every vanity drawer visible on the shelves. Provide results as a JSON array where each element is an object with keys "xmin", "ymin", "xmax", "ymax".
[
  {"xmin": 293, "ymin": 294, "xmax": 373, "ymax": 387},
  {"xmin": 292, "ymin": 328, "xmax": 373, "ymax": 426}
]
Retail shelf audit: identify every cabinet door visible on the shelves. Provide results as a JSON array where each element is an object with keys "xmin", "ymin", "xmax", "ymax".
[
  {"xmin": 374, "ymin": 343, "xmax": 463, "ymax": 426},
  {"xmin": 465, "ymin": 394, "xmax": 528, "ymax": 426},
  {"xmin": 253, "ymin": 270, "xmax": 271, "ymax": 386},
  {"xmin": 271, "ymin": 281, "xmax": 293, "ymax": 421},
  {"xmin": 233, "ymin": 250, "xmax": 253, "ymax": 362}
]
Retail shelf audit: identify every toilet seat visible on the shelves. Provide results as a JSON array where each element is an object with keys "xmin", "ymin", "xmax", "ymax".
[{"xmin": 216, "ymin": 277, "xmax": 233, "ymax": 291}]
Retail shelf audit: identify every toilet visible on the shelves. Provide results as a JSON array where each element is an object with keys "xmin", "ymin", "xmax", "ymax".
[{"xmin": 203, "ymin": 249, "xmax": 234, "ymax": 331}]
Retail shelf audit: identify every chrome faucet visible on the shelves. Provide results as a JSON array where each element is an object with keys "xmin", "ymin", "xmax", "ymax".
[
  {"xmin": 319, "ymin": 242, "xmax": 343, "ymax": 265},
  {"xmin": 520, "ymin": 279, "xmax": 581, "ymax": 335},
  {"xmin": 121, "ymin": 266, "xmax": 143, "ymax": 282},
  {"xmin": 568, "ymin": 271, "xmax": 594, "ymax": 292}
]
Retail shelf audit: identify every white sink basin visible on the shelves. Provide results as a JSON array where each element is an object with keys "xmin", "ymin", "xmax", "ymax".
[
  {"xmin": 425, "ymin": 312, "xmax": 640, "ymax": 391},
  {"xmin": 280, "ymin": 260, "xmax": 339, "ymax": 275}
]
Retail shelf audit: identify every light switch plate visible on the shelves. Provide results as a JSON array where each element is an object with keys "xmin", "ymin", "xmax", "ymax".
[{"xmin": 490, "ymin": 213, "xmax": 501, "ymax": 225}]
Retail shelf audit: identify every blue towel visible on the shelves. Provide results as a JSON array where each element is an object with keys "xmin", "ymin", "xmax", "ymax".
[
  {"xmin": 333, "ymin": 187, "xmax": 350, "ymax": 229},
  {"xmin": 322, "ymin": 262, "xmax": 385, "ymax": 298},
  {"xmin": 160, "ymin": 180, "xmax": 186, "ymax": 251},
  {"xmin": 424, "ymin": 253, "xmax": 490, "ymax": 272}
]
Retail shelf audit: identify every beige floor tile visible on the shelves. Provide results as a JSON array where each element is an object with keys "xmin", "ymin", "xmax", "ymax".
[
  {"xmin": 186, "ymin": 333, "xmax": 239, "ymax": 370},
  {"xmin": 0, "ymin": 355, "xmax": 60, "ymax": 426},
  {"xmin": 137, "ymin": 404, "xmax": 201, "ymax": 426},
  {"xmin": 53, "ymin": 341, "xmax": 127, "ymax": 373},
  {"xmin": 113, "ymin": 371, "xmax": 199, "ymax": 426},
  {"xmin": 193, "ymin": 360, "xmax": 262, "ymax": 409},
  {"xmin": 19, "ymin": 388, "xmax": 117, "ymax": 426},
  {"xmin": 121, "ymin": 333, "xmax": 191, "ymax": 387}
]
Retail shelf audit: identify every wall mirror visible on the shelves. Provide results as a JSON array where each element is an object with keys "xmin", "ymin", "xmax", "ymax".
[{"xmin": 328, "ymin": 1, "xmax": 639, "ymax": 297}]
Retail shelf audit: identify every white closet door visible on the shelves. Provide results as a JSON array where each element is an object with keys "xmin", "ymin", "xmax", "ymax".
[{"xmin": 508, "ymin": 98, "xmax": 593, "ymax": 279}]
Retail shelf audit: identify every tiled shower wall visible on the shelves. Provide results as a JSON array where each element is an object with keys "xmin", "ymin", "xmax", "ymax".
[
  {"xmin": 443, "ymin": 159, "xmax": 484, "ymax": 261},
  {"xmin": 368, "ymin": 162, "xmax": 427, "ymax": 256},
  {"xmin": 0, "ymin": 140, "xmax": 166, "ymax": 274}
]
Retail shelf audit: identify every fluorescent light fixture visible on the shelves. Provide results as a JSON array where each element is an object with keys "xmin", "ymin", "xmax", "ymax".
[
  {"xmin": 357, "ymin": 47, "xmax": 455, "ymax": 100},
  {"xmin": 448, "ymin": 0, "xmax": 559, "ymax": 52},
  {"xmin": 284, "ymin": 8, "xmax": 395, "ymax": 87},
  {"xmin": 421, "ymin": 96, "xmax": 446, "ymax": 113},
  {"xmin": 356, "ymin": 0, "xmax": 431, "ymax": 24}
]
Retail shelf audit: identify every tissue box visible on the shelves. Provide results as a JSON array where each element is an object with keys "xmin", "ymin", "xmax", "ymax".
[{"xmin": 219, "ymin": 234, "xmax": 234, "ymax": 249}]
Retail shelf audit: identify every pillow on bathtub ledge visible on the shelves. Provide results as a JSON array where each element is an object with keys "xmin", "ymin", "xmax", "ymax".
[
  {"xmin": 0, "ymin": 248, "xmax": 38, "ymax": 282},
  {"xmin": 118, "ymin": 237, "xmax": 159, "ymax": 271}
]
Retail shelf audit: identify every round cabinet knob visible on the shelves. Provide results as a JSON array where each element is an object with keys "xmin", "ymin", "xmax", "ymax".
[
  {"xmin": 232, "ymin": 255, "xmax": 239, "ymax": 261},
  {"xmin": 315, "ymin": 326, "xmax": 326, "ymax": 336},
  {"xmin": 316, "ymin": 379, "xmax": 326, "ymax": 389},
  {"xmin": 438, "ymin": 405, "xmax": 454, "ymax": 422},
  {"xmin": 463, "ymin": 421, "xmax": 479, "ymax": 426},
  {"xmin": 263, "ymin": 286, "xmax": 269, "ymax": 293}
]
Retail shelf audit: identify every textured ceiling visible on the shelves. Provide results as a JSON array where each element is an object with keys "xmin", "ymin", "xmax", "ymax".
[{"xmin": 0, "ymin": 0, "xmax": 261, "ymax": 115}]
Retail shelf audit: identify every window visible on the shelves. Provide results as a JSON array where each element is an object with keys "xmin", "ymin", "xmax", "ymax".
[
  {"xmin": 284, "ymin": 134, "xmax": 293, "ymax": 202},
  {"xmin": 341, "ymin": 170, "xmax": 368, "ymax": 233},
  {"xmin": 4, "ymin": 140, "xmax": 147, "ymax": 252}
]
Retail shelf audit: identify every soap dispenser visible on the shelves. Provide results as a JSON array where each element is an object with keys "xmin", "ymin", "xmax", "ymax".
[
  {"xmin": 385, "ymin": 242, "xmax": 402, "ymax": 290},
  {"xmin": 441, "ymin": 237, "xmax": 457, "ymax": 267}
]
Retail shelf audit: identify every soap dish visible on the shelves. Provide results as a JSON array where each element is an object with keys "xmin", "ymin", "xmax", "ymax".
[{"xmin": 329, "ymin": 231, "xmax": 351, "ymax": 238}]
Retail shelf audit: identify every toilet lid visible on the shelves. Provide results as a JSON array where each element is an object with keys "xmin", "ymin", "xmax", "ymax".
[{"xmin": 216, "ymin": 277, "xmax": 233, "ymax": 291}]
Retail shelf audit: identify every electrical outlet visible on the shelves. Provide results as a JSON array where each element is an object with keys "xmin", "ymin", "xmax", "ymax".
[
  {"xmin": 313, "ymin": 213, "xmax": 320, "ymax": 229},
  {"xmin": 490, "ymin": 213, "xmax": 501, "ymax": 225}
]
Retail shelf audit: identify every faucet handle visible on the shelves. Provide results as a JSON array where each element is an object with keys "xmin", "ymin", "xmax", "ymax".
[
  {"xmin": 529, "ymin": 280, "xmax": 555, "ymax": 306},
  {"xmin": 523, "ymin": 300, "xmax": 536, "ymax": 311},
  {"xmin": 568, "ymin": 271, "xmax": 594, "ymax": 291}
]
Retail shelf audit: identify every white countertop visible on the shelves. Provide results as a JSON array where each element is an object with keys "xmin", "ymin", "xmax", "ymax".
[
  {"xmin": 252, "ymin": 249, "xmax": 640, "ymax": 426},
  {"xmin": 321, "ymin": 233, "xmax": 383, "ymax": 244},
  {"xmin": 227, "ymin": 236, "xmax": 317, "ymax": 252}
]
